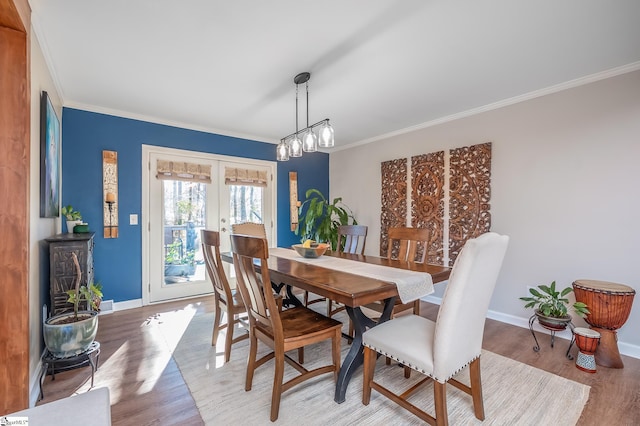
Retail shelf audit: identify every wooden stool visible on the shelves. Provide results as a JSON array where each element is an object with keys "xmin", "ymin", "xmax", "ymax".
[{"xmin": 572, "ymin": 280, "xmax": 635, "ymax": 368}]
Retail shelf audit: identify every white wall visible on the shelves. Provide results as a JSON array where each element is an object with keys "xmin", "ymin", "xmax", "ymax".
[
  {"xmin": 29, "ymin": 28, "xmax": 62, "ymax": 401},
  {"xmin": 330, "ymin": 70, "xmax": 640, "ymax": 355}
]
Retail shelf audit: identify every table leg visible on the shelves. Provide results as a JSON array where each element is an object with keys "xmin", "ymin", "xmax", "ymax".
[
  {"xmin": 334, "ymin": 297, "xmax": 395, "ymax": 403},
  {"xmin": 271, "ymin": 282, "xmax": 302, "ymax": 307}
]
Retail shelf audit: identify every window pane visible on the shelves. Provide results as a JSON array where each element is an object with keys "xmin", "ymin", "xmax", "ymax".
[
  {"xmin": 162, "ymin": 180, "xmax": 206, "ymax": 284},
  {"xmin": 229, "ymin": 185, "xmax": 263, "ymax": 225}
]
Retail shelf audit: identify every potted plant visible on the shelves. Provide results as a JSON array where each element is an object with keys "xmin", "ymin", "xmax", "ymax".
[
  {"xmin": 520, "ymin": 281, "xmax": 590, "ymax": 330},
  {"xmin": 61, "ymin": 204, "xmax": 82, "ymax": 234},
  {"xmin": 164, "ymin": 241, "xmax": 196, "ymax": 280},
  {"xmin": 296, "ymin": 188, "xmax": 357, "ymax": 251},
  {"xmin": 43, "ymin": 253, "xmax": 102, "ymax": 358}
]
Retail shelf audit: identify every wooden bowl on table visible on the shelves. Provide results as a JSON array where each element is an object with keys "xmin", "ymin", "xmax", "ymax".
[{"xmin": 292, "ymin": 243, "xmax": 330, "ymax": 258}]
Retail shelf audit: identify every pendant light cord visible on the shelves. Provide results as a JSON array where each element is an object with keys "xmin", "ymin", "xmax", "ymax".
[
  {"xmin": 306, "ymin": 81, "xmax": 310, "ymax": 128},
  {"xmin": 295, "ymin": 83, "xmax": 299, "ymax": 134}
]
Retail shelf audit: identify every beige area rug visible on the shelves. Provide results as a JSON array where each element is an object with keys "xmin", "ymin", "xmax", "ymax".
[{"xmin": 158, "ymin": 309, "xmax": 589, "ymax": 425}]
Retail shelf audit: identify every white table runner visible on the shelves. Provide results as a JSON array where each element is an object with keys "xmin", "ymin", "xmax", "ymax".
[{"xmin": 270, "ymin": 248, "xmax": 433, "ymax": 303}]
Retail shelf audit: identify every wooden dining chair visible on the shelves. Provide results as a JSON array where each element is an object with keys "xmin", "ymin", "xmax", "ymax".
[
  {"xmin": 304, "ymin": 225, "xmax": 369, "ymax": 318},
  {"xmin": 365, "ymin": 226, "xmax": 431, "ymax": 320},
  {"xmin": 364, "ymin": 226, "xmax": 431, "ymax": 371},
  {"xmin": 331, "ymin": 225, "xmax": 369, "ymax": 319},
  {"xmin": 337, "ymin": 224, "xmax": 368, "ymax": 255},
  {"xmin": 386, "ymin": 226, "xmax": 430, "ymax": 263},
  {"xmin": 362, "ymin": 232, "xmax": 509, "ymax": 425},
  {"xmin": 386, "ymin": 226, "xmax": 430, "ymax": 314},
  {"xmin": 231, "ymin": 221, "xmax": 289, "ymax": 302},
  {"xmin": 231, "ymin": 222, "xmax": 267, "ymax": 238},
  {"xmin": 201, "ymin": 229, "xmax": 248, "ymax": 363},
  {"xmin": 230, "ymin": 234, "xmax": 343, "ymax": 422}
]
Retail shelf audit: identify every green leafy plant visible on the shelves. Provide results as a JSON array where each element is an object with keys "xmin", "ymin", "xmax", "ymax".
[
  {"xmin": 296, "ymin": 188, "xmax": 357, "ymax": 251},
  {"xmin": 520, "ymin": 281, "xmax": 590, "ymax": 318},
  {"xmin": 176, "ymin": 200, "xmax": 197, "ymax": 225},
  {"xmin": 61, "ymin": 205, "xmax": 82, "ymax": 221},
  {"xmin": 165, "ymin": 242, "xmax": 195, "ymax": 265},
  {"xmin": 66, "ymin": 253, "xmax": 102, "ymax": 320},
  {"xmin": 67, "ymin": 282, "xmax": 103, "ymax": 317}
]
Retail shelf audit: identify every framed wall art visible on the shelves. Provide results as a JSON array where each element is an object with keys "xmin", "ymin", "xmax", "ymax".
[{"xmin": 40, "ymin": 91, "xmax": 61, "ymax": 218}]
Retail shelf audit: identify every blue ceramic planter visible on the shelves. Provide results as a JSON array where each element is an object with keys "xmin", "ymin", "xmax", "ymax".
[{"xmin": 43, "ymin": 311, "xmax": 99, "ymax": 358}]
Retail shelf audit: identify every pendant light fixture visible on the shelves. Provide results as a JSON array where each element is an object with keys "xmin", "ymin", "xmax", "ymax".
[{"xmin": 276, "ymin": 72, "xmax": 334, "ymax": 161}]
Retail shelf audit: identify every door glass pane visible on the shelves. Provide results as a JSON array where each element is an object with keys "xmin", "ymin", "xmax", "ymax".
[
  {"xmin": 229, "ymin": 185, "xmax": 263, "ymax": 226},
  {"xmin": 163, "ymin": 180, "xmax": 207, "ymax": 285}
]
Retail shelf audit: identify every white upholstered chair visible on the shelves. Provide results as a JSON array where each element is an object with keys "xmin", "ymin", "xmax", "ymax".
[{"xmin": 362, "ymin": 232, "xmax": 509, "ymax": 425}]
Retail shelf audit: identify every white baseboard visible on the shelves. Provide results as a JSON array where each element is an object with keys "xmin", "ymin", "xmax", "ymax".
[
  {"xmin": 30, "ymin": 353, "xmax": 46, "ymax": 407},
  {"xmin": 98, "ymin": 299, "xmax": 114, "ymax": 314},
  {"xmin": 113, "ymin": 299, "xmax": 143, "ymax": 311},
  {"xmin": 422, "ymin": 294, "xmax": 640, "ymax": 359}
]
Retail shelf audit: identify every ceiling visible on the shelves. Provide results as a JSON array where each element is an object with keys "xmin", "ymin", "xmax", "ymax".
[{"xmin": 30, "ymin": 0, "xmax": 640, "ymax": 151}]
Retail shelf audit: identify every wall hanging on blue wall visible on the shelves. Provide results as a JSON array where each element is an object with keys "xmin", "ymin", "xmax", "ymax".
[{"xmin": 103, "ymin": 150, "xmax": 119, "ymax": 238}]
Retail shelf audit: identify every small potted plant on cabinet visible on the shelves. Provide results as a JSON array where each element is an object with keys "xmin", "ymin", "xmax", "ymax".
[
  {"xmin": 61, "ymin": 204, "xmax": 82, "ymax": 234},
  {"xmin": 520, "ymin": 281, "xmax": 590, "ymax": 330},
  {"xmin": 43, "ymin": 253, "xmax": 103, "ymax": 358}
]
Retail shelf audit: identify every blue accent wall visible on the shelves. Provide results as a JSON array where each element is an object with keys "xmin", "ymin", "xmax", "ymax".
[{"xmin": 61, "ymin": 108, "xmax": 328, "ymax": 303}]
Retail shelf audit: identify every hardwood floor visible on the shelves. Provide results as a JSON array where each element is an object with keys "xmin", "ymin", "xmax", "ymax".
[{"xmin": 38, "ymin": 297, "xmax": 640, "ymax": 425}]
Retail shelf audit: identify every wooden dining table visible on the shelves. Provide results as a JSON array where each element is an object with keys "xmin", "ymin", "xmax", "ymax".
[{"xmin": 222, "ymin": 248, "xmax": 451, "ymax": 403}]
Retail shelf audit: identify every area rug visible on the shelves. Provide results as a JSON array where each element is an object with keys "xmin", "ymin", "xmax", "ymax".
[{"xmin": 160, "ymin": 310, "xmax": 589, "ymax": 425}]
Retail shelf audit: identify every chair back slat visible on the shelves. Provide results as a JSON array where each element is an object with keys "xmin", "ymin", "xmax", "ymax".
[
  {"xmin": 337, "ymin": 225, "xmax": 368, "ymax": 254},
  {"xmin": 201, "ymin": 230, "xmax": 233, "ymax": 303},
  {"xmin": 230, "ymin": 234, "xmax": 282, "ymax": 335},
  {"xmin": 386, "ymin": 227, "xmax": 430, "ymax": 263}
]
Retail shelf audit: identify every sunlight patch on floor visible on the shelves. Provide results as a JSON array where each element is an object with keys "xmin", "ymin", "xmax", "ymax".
[
  {"xmin": 89, "ymin": 340, "xmax": 131, "ymax": 403},
  {"xmin": 145, "ymin": 304, "xmax": 198, "ymax": 353}
]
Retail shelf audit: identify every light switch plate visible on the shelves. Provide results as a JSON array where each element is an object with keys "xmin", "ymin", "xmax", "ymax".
[{"xmin": 130, "ymin": 214, "xmax": 138, "ymax": 225}]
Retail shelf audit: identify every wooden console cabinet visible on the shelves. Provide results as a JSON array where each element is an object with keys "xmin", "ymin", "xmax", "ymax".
[{"xmin": 45, "ymin": 233, "xmax": 95, "ymax": 316}]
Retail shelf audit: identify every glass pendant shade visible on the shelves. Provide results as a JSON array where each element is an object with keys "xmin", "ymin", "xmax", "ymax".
[
  {"xmin": 276, "ymin": 72, "xmax": 334, "ymax": 161},
  {"xmin": 318, "ymin": 121, "xmax": 335, "ymax": 148},
  {"xmin": 302, "ymin": 128, "xmax": 318, "ymax": 152},
  {"xmin": 289, "ymin": 135, "xmax": 303, "ymax": 157},
  {"xmin": 276, "ymin": 140, "xmax": 289, "ymax": 161}
]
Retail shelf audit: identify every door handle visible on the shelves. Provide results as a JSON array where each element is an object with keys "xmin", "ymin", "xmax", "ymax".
[{"xmin": 221, "ymin": 227, "xmax": 227, "ymax": 232}]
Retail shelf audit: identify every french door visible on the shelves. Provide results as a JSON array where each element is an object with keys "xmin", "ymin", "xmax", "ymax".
[{"xmin": 143, "ymin": 146, "xmax": 275, "ymax": 304}]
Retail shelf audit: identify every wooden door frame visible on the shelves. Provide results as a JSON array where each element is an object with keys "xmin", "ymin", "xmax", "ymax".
[{"xmin": 0, "ymin": 0, "xmax": 31, "ymax": 413}]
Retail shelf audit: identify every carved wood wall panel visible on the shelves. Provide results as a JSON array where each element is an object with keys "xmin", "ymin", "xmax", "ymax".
[
  {"xmin": 380, "ymin": 158, "xmax": 407, "ymax": 258},
  {"xmin": 449, "ymin": 142, "xmax": 492, "ymax": 266},
  {"xmin": 411, "ymin": 151, "xmax": 445, "ymax": 265}
]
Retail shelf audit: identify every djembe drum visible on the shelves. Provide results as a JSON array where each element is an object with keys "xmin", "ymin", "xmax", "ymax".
[
  {"xmin": 573, "ymin": 327, "xmax": 600, "ymax": 373},
  {"xmin": 572, "ymin": 280, "xmax": 635, "ymax": 368}
]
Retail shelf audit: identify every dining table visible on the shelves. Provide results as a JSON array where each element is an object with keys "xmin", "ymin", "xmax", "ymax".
[{"xmin": 222, "ymin": 247, "xmax": 451, "ymax": 403}]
